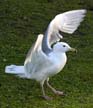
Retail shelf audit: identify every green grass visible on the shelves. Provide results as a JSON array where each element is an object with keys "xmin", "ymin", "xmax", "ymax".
[{"xmin": 0, "ymin": 0, "xmax": 93, "ymax": 108}]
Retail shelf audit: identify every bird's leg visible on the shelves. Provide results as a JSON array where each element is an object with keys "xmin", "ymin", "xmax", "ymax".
[
  {"xmin": 40, "ymin": 80, "xmax": 52, "ymax": 100},
  {"xmin": 46, "ymin": 78, "xmax": 64, "ymax": 96}
]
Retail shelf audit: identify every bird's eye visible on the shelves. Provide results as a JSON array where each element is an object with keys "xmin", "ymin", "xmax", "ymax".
[{"xmin": 63, "ymin": 45, "xmax": 66, "ymax": 47}]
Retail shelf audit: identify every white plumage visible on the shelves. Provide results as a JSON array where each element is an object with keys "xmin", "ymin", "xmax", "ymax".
[{"xmin": 5, "ymin": 9, "xmax": 86, "ymax": 100}]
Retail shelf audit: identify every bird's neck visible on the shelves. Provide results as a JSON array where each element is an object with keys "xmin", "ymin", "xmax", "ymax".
[
  {"xmin": 51, "ymin": 50, "xmax": 67, "ymax": 62},
  {"xmin": 50, "ymin": 51, "xmax": 67, "ymax": 73}
]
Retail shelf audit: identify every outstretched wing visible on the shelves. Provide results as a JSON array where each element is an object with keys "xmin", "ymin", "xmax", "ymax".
[
  {"xmin": 24, "ymin": 34, "xmax": 44, "ymax": 65},
  {"xmin": 24, "ymin": 34, "xmax": 51, "ymax": 76},
  {"xmin": 42, "ymin": 9, "xmax": 86, "ymax": 54}
]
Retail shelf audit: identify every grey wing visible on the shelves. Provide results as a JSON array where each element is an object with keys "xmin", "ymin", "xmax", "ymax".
[
  {"xmin": 24, "ymin": 34, "xmax": 52, "ymax": 75},
  {"xmin": 42, "ymin": 9, "xmax": 86, "ymax": 54},
  {"xmin": 24, "ymin": 34, "xmax": 44, "ymax": 65},
  {"xmin": 26, "ymin": 43, "xmax": 35, "ymax": 60}
]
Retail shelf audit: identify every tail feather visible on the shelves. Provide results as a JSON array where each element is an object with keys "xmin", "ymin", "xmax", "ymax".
[{"xmin": 5, "ymin": 65, "xmax": 25, "ymax": 74}]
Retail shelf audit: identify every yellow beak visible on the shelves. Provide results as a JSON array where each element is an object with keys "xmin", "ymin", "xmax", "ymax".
[{"xmin": 70, "ymin": 48, "xmax": 77, "ymax": 52}]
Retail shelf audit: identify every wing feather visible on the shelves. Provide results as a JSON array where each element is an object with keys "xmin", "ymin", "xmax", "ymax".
[
  {"xmin": 24, "ymin": 34, "xmax": 51, "ymax": 76},
  {"xmin": 24, "ymin": 34, "xmax": 44, "ymax": 65},
  {"xmin": 42, "ymin": 9, "xmax": 86, "ymax": 54}
]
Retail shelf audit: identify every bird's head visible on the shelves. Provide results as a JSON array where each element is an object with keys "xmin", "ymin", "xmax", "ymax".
[{"xmin": 53, "ymin": 42, "xmax": 77, "ymax": 53}]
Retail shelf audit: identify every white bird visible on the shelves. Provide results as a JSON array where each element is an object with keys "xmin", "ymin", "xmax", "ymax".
[{"xmin": 5, "ymin": 9, "xmax": 86, "ymax": 100}]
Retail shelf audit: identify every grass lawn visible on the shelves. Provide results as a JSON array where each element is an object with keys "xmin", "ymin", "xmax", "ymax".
[{"xmin": 0, "ymin": 0, "xmax": 93, "ymax": 108}]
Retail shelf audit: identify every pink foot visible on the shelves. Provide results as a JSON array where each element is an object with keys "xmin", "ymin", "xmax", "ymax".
[{"xmin": 54, "ymin": 91, "xmax": 65, "ymax": 96}]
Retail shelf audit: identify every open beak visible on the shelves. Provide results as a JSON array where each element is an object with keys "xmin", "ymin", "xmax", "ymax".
[{"xmin": 70, "ymin": 48, "xmax": 77, "ymax": 53}]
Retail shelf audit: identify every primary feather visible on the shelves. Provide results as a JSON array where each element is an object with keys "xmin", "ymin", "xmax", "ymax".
[{"xmin": 42, "ymin": 9, "xmax": 86, "ymax": 54}]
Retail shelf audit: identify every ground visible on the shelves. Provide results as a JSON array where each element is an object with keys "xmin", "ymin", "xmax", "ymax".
[{"xmin": 0, "ymin": 0, "xmax": 93, "ymax": 108}]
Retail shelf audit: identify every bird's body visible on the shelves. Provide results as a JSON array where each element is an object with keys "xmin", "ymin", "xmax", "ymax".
[
  {"xmin": 22, "ymin": 42, "xmax": 67, "ymax": 82},
  {"xmin": 5, "ymin": 9, "xmax": 86, "ymax": 100},
  {"xmin": 31, "ymin": 44, "xmax": 67, "ymax": 82}
]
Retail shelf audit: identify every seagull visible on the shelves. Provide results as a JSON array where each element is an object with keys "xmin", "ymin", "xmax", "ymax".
[{"xmin": 5, "ymin": 9, "xmax": 86, "ymax": 100}]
